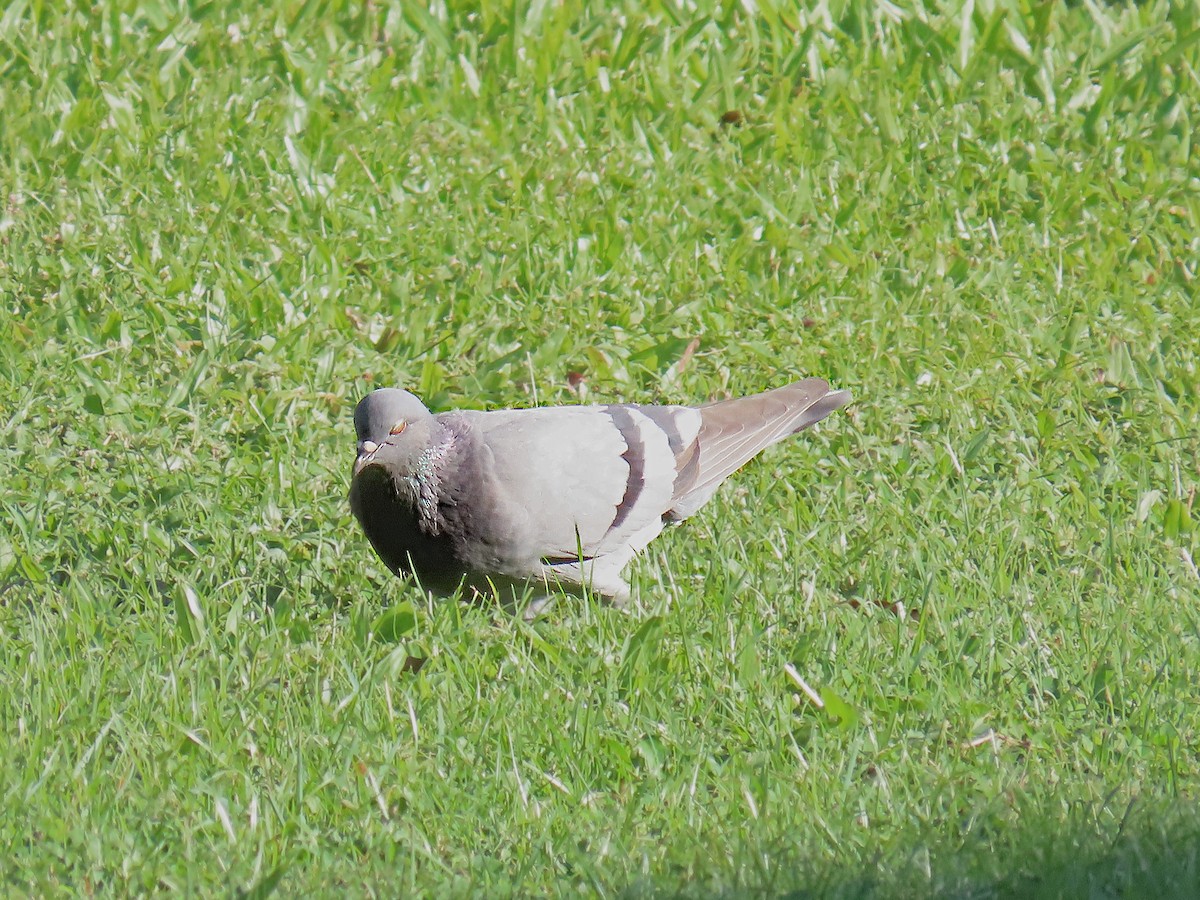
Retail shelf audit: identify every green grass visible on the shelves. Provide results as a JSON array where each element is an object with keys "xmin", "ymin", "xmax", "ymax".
[{"xmin": 2, "ymin": 0, "xmax": 1199, "ymax": 895}]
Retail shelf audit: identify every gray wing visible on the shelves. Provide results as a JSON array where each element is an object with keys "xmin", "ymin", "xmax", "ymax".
[{"xmin": 460, "ymin": 404, "xmax": 702, "ymax": 563}]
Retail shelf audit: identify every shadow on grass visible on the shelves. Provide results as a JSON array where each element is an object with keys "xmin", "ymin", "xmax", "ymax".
[
  {"xmin": 630, "ymin": 797, "xmax": 1200, "ymax": 899},
  {"xmin": 811, "ymin": 800, "xmax": 1198, "ymax": 899}
]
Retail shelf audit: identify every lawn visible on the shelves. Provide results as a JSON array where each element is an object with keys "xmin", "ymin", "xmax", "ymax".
[{"xmin": 2, "ymin": 0, "xmax": 1199, "ymax": 895}]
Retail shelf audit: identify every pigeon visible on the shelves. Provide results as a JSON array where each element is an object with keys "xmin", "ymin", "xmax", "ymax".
[{"xmin": 349, "ymin": 378, "xmax": 850, "ymax": 608}]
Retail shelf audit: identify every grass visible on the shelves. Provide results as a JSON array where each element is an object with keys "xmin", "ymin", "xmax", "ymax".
[{"xmin": 2, "ymin": 0, "xmax": 1199, "ymax": 895}]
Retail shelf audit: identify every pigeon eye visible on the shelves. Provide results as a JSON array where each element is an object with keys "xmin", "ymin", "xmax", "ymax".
[{"xmin": 389, "ymin": 420, "xmax": 407, "ymax": 435}]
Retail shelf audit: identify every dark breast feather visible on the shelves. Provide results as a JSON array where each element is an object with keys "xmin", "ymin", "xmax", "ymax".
[
  {"xmin": 350, "ymin": 464, "xmax": 465, "ymax": 593},
  {"xmin": 428, "ymin": 415, "xmax": 520, "ymax": 576}
]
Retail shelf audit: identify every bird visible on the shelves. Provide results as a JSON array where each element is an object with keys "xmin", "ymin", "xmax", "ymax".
[{"xmin": 349, "ymin": 377, "xmax": 850, "ymax": 610}]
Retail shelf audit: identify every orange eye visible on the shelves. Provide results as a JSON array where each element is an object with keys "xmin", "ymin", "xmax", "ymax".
[{"xmin": 389, "ymin": 420, "xmax": 407, "ymax": 435}]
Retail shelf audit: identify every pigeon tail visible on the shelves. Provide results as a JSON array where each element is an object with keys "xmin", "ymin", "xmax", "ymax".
[{"xmin": 668, "ymin": 378, "xmax": 851, "ymax": 520}]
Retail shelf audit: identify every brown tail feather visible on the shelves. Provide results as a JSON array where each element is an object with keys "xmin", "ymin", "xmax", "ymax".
[{"xmin": 668, "ymin": 378, "xmax": 850, "ymax": 520}]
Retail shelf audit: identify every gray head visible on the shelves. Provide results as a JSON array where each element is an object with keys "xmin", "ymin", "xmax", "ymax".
[{"xmin": 352, "ymin": 389, "xmax": 435, "ymax": 477}]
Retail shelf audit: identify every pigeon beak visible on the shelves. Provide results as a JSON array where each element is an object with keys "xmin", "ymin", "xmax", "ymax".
[{"xmin": 353, "ymin": 439, "xmax": 379, "ymax": 477}]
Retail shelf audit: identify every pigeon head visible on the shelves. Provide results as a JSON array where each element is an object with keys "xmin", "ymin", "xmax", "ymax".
[{"xmin": 352, "ymin": 389, "xmax": 435, "ymax": 477}]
